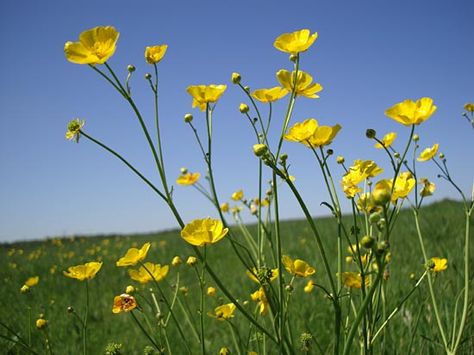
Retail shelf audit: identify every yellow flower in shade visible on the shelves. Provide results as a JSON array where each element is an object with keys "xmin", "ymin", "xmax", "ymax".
[
  {"xmin": 64, "ymin": 26, "xmax": 119, "ymax": 65},
  {"xmin": 25, "ymin": 276, "xmax": 39, "ymax": 287},
  {"xmin": 281, "ymin": 255, "xmax": 316, "ymax": 277},
  {"xmin": 116, "ymin": 242, "xmax": 151, "ymax": 267},
  {"xmin": 304, "ymin": 280, "xmax": 316, "ymax": 293},
  {"xmin": 246, "ymin": 267, "xmax": 279, "ymax": 284},
  {"xmin": 391, "ymin": 172, "xmax": 416, "ymax": 201},
  {"xmin": 274, "ymin": 29, "xmax": 318, "ymax": 55},
  {"xmin": 429, "ymin": 257, "xmax": 448, "ymax": 272},
  {"xmin": 176, "ymin": 172, "xmax": 200, "ymax": 185},
  {"xmin": 250, "ymin": 288, "xmax": 269, "ymax": 315},
  {"xmin": 208, "ymin": 303, "xmax": 236, "ymax": 320},
  {"xmin": 171, "ymin": 256, "xmax": 182, "ymax": 267},
  {"xmin": 220, "ymin": 202, "xmax": 230, "ymax": 213},
  {"xmin": 219, "ymin": 347, "xmax": 231, "ymax": 355},
  {"xmin": 145, "ymin": 45, "xmax": 168, "ymax": 64},
  {"xmin": 417, "ymin": 143, "xmax": 439, "ymax": 162},
  {"xmin": 231, "ymin": 190, "xmax": 244, "ymax": 201},
  {"xmin": 339, "ymin": 272, "xmax": 369, "ymax": 289},
  {"xmin": 276, "ymin": 69, "xmax": 323, "ymax": 98},
  {"xmin": 65, "ymin": 119, "xmax": 85, "ymax": 142},
  {"xmin": 186, "ymin": 256, "xmax": 198, "ymax": 266},
  {"xmin": 112, "ymin": 293, "xmax": 138, "ymax": 313},
  {"xmin": 341, "ymin": 160, "xmax": 383, "ymax": 198},
  {"xmin": 251, "ymin": 87, "xmax": 289, "ymax": 103},
  {"xmin": 128, "ymin": 262, "xmax": 169, "ymax": 284},
  {"xmin": 36, "ymin": 318, "xmax": 47, "ymax": 329},
  {"xmin": 464, "ymin": 103, "xmax": 474, "ymax": 112},
  {"xmin": 207, "ymin": 286, "xmax": 216, "ymax": 296},
  {"xmin": 385, "ymin": 97, "xmax": 437, "ymax": 126},
  {"xmin": 186, "ymin": 85, "xmax": 227, "ymax": 111},
  {"xmin": 181, "ymin": 218, "xmax": 229, "ymax": 247},
  {"xmin": 374, "ymin": 132, "xmax": 397, "ymax": 149},
  {"xmin": 285, "ymin": 118, "xmax": 341, "ymax": 148},
  {"xmin": 63, "ymin": 261, "xmax": 103, "ymax": 281},
  {"xmin": 420, "ymin": 178, "xmax": 436, "ymax": 197}
]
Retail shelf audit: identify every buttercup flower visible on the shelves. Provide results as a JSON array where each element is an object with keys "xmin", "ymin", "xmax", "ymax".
[
  {"xmin": 304, "ymin": 280, "xmax": 316, "ymax": 293},
  {"xmin": 112, "ymin": 293, "xmax": 138, "ymax": 313},
  {"xmin": 208, "ymin": 303, "xmax": 236, "ymax": 320},
  {"xmin": 207, "ymin": 287, "xmax": 217, "ymax": 296},
  {"xmin": 246, "ymin": 267, "xmax": 279, "ymax": 284},
  {"xmin": 274, "ymin": 29, "xmax": 318, "ymax": 54},
  {"xmin": 186, "ymin": 256, "xmax": 198, "ymax": 266},
  {"xmin": 339, "ymin": 272, "xmax": 369, "ymax": 289},
  {"xmin": 25, "ymin": 276, "xmax": 39, "ymax": 287},
  {"xmin": 464, "ymin": 103, "xmax": 474, "ymax": 112},
  {"xmin": 375, "ymin": 132, "xmax": 397, "ymax": 149},
  {"xmin": 176, "ymin": 172, "xmax": 200, "ymax": 185},
  {"xmin": 219, "ymin": 347, "xmax": 231, "ymax": 355},
  {"xmin": 251, "ymin": 87, "xmax": 289, "ymax": 103},
  {"xmin": 251, "ymin": 288, "xmax": 269, "ymax": 315},
  {"xmin": 420, "ymin": 178, "xmax": 436, "ymax": 197},
  {"xmin": 116, "ymin": 242, "xmax": 151, "ymax": 267},
  {"xmin": 391, "ymin": 172, "xmax": 416, "ymax": 201},
  {"xmin": 20, "ymin": 285, "xmax": 30, "ymax": 294},
  {"xmin": 63, "ymin": 261, "xmax": 103, "ymax": 281},
  {"xmin": 231, "ymin": 190, "xmax": 244, "ymax": 201},
  {"xmin": 64, "ymin": 26, "xmax": 119, "ymax": 65},
  {"xmin": 65, "ymin": 119, "xmax": 85, "ymax": 142},
  {"xmin": 284, "ymin": 118, "xmax": 341, "ymax": 148},
  {"xmin": 181, "ymin": 218, "xmax": 229, "ymax": 246},
  {"xmin": 220, "ymin": 202, "xmax": 229, "ymax": 213},
  {"xmin": 341, "ymin": 160, "xmax": 383, "ymax": 198},
  {"xmin": 171, "ymin": 256, "xmax": 182, "ymax": 267},
  {"xmin": 145, "ymin": 45, "xmax": 168, "ymax": 64},
  {"xmin": 277, "ymin": 69, "xmax": 323, "ymax": 98},
  {"xmin": 186, "ymin": 85, "xmax": 227, "ymax": 111},
  {"xmin": 385, "ymin": 97, "xmax": 437, "ymax": 126},
  {"xmin": 282, "ymin": 255, "xmax": 316, "ymax": 277},
  {"xmin": 429, "ymin": 257, "xmax": 448, "ymax": 272},
  {"xmin": 417, "ymin": 143, "xmax": 439, "ymax": 162},
  {"xmin": 128, "ymin": 262, "xmax": 169, "ymax": 284},
  {"xmin": 36, "ymin": 318, "xmax": 47, "ymax": 329}
]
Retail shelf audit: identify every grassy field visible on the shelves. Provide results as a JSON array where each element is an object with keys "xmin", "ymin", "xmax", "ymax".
[{"xmin": 1, "ymin": 199, "xmax": 472, "ymax": 354}]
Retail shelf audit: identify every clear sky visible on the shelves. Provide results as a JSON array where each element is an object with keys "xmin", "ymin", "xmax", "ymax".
[{"xmin": 0, "ymin": 0, "xmax": 473, "ymax": 242}]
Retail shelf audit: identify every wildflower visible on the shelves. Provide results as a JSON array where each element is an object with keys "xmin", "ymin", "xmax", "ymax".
[
  {"xmin": 251, "ymin": 87, "xmax": 289, "ymax": 103},
  {"xmin": 276, "ymin": 69, "xmax": 322, "ymax": 98},
  {"xmin": 128, "ymin": 262, "xmax": 169, "ymax": 284},
  {"xmin": 125, "ymin": 285, "xmax": 135, "ymax": 294},
  {"xmin": 282, "ymin": 255, "xmax": 316, "ymax": 277},
  {"xmin": 246, "ymin": 267, "xmax": 279, "ymax": 284},
  {"xmin": 181, "ymin": 218, "xmax": 228, "ymax": 247},
  {"xmin": 336, "ymin": 156, "xmax": 345, "ymax": 164},
  {"xmin": 220, "ymin": 202, "xmax": 230, "ymax": 213},
  {"xmin": 36, "ymin": 318, "xmax": 47, "ymax": 329},
  {"xmin": 64, "ymin": 26, "xmax": 120, "ymax": 65},
  {"xmin": 339, "ymin": 272, "xmax": 369, "ymax": 289},
  {"xmin": 372, "ymin": 179, "xmax": 392, "ymax": 205},
  {"xmin": 219, "ymin": 347, "xmax": 231, "ymax": 355},
  {"xmin": 171, "ymin": 256, "xmax": 182, "ymax": 267},
  {"xmin": 65, "ymin": 119, "xmax": 85, "ymax": 142},
  {"xmin": 464, "ymin": 103, "xmax": 474, "ymax": 112},
  {"xmin": 207, "ymin": 287, "xmax": 216, "ymax": 296},
  {"xmin": 417, "ymin": 143, "xmax": 439, "ymax": 162},
  {"xmin": 239, "ymin": 103, "xmax": 249, "ymax": 114},
  {"xmin": 145, "ymin": 45, "xmax": 168, "ymax": 64},
  {"xmin": 208, "ymin": 303, "xmax": 236, "ymax": 320},
  {"xmin": 274, "ymin": 29, "xmax": 318, "ymax": 54},
  {"xmin": 186, "ymin": 256, "xmax": 198, "ymax": 266},
  {"xmin": 186, "ymin": 84, "xmax": 227, "ymax": 111},
  {"xmin": 304, "ymin": 280, "xmax": 315, "ymax": 293},
  {"xmin": 231, "ymin": 190, "xmax": 244, "ymax": 201},
  {"xmin": 391, "ymin": 172, "xmax": 416, "ymax": 201},
  {"xmin": 374, "ymin": 132, "xmax": 397, "ymax": 149},
  {"xmin": 284, "ymin": 118, "xmax": 341, "ymax": 148},
  {"xmin": 429, "ymin": 257, "xmax": 448, "ymax": 272},
  {"xmin": 385, "ymin": 97, "xmax": 437, "ymax": 126},
  {"xmin": 184, "ymin": 113, "xmax": 193, "ymax": 123},
  {"xmin": 357, "ymin": 193, "xmax": 378, "ymax": 213},
  {"xmin": 116, "ymin": 242, "xmax": 151, "ymax": 267},
  {"xmin": 420, "ymin": 178, "xmax": 436, "ymax": 197},
  {"xmin": 253, "ymin": 144, "xmax": 268, "ymax": 157},
  {"xmin": 341, "ymin": 160, "xmax": 383, "ymax": 198},
  {"xmin": 112, "ymin": 293, "xmax": 137, "ymax": 313},
  {"xmin": 251, "ymin": 288, "xmax": 269, "ymax": 315},
  {"xmin": 63, "ymin": 261, "xmax": 103, "ymax": 281},
  {"xmin": 231, "ymin": 72, "xmax": 241, "ymax": 84},
  {"xmin": 20, "ymin": 285, "xmax": 30, "ymax": 294},
  {"xmin": 25, "ymin": 276, "xmax": 39, "ymax": 287},
  {"xmin": 176, "ymin": 172, "xmax": 200, "ymax": 185}
]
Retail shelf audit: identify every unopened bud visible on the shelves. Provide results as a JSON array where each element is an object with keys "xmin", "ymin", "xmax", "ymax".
[
  {"xmin": 180, "ymin": 167, "xmax": 188, "ymax": 174},
  {"xmin": 412, "ymin": 134, "xmax": 420, "ymax": 142},
  {"xmin": 327, "ymin": 149, "xmax": 333, "ymax": 156},
  {"xmin": 394, "ymin": 152, "xmax": 400, "ymax": 159},
  {"xmin": 186, "ymin": 256, "xmax": 197, "ymax": 266},
  {"xmin": 280, "ymin": 153, "xmax": 288, "ymax": 162},
  {"xmin": 289, "ymin": 54, "xmax": 298, "ymax": 62},
  {"xmin": 231, "ymin": 72, "xmax": 241, "ymax": 84},
  {"xmin": 439, "ymin": 153, "xmax": 445, "ymax": 159},
  {"xmin": 285, "ymin": 284, "xmax": 294, "ymax": 292},
  {"xmin": 369, "ymin": 212, "xmax": 381, "ymax": 224},
  {"xmin": 67, "ymin": 306, "xmax": 74, "ymax": 313},
  {"xmin": 20, "ymin": 285, "xmax": 30, "ymax": 294},
  {"xmin": 145, "ymin": 73, "xmax": 152, "ymax": 80},
  {"xmin": 239, "ymin": 103, "xmax": 249, "ymax": 114},
  {"xmin": 127, "ymin": 64, "xmax": 136, "ymax": 73},
  {"xmin": 253, "ymin": 144, "xmax": 268, "ymax": 157},
  {"xmin": 184, "ymin": 113, "xmax": 193, "ymax": 123},
  {"xmin": 336, "ymin": 156, "xmax": 345, "ymax": 164},
  {"xmin": 125, "ymin": 285, "xmax": 135, "ymax": 294},
  {"xmin": 366, "ymin": 129, "xmax": 376, "ymax": 139},
  {"xmin": 244, "ymin": 86, "xmax": 250, "ymax": 92},
  {"xmin": 361, "ymin": 235, "xmax": 375, "ymax": 249},
  {"xmin": 172, "ymin": 256, "xmax": 182, "ymax": 267}
]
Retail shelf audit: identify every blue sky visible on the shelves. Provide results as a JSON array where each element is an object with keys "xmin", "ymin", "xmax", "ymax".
[{"xmin": 0, "ymin": 0, "xmax": 472, "ymax": 242}]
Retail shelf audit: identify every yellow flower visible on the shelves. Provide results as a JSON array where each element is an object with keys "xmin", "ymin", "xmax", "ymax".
[
  {"xmin": 356, "ymin": 193, "xmax": 378, "ymax": 213},
  {"xmin": 171, "ymin": 256, "xmax": 182, "ymax": 267},
  {"xmin": 176, "ymin": 172, "xmax": 200, "ymax": 185},
  {"xmin": 231, "ymin": 189, "xmax": 244, "ymax": 201},
  {"xmin": 116, "ymin": 242, "xmax": 151, "ymax": 267},
  {"xmin": 186, "ymin": 256, "xmax": 198, "ymax": 266},
  {"xmin": 374, "ymin": 132, "xmax": 397, "ymax": 149},
  {"xmin": 246, "ymin": 267, "xmax": 279, "ymax": 284},
  {"xmin": 464, "ymin": 103, "xmax": 474, "ymax": 112},
  {"xmin": 391, "ymin": 172, "xmax": 416, "ymax": 201},
  {"xmin": 125, "ymin": 285, "xmax": 135, "ymax": 294},
  {"xmin": 385, "ymin": 97, "xmax": 437, "ymax": 126},
  {"xmin": 36, "ymin": 318, "xmax": 47, "ymax": 329},
  {"xmin": 276, "ymin": 69, "xmax": 323, "ymax": 98},
  {"xmin": 63, "ymin": 261, "xmax": 102, "ymax": 281},
  {"xmin": 65, "ymin": 119, "xmax": 85, "ymax": 142},
  {"xmin": 282, "ymin": 255, "xmax": 316, "ymax": 277},
  {"xmin": 251, "ymin": 87, "xmax": 289, "ymax": 103},
  {"xmin": 250, "ymin": 288, "xmax": 269, "ymax": 315},
  {"xmin": 429, "ymin": 257, "xmax": 448, "ymax": 272},
  {"xmin": 181, "ymin": 218, "xmax": 229, "ymax": 246},
  {"xmin": 25, "ymin": 276, "xmax": 39, "ymax": 287},
  {"xmin": 207, "ymin": 287, "xmax": 216, "ymax": 296},
  {"xmin": 285, "ymin": 118, "xmax": 341, "ymax": 148},
  {"xmin": 20, "ymin": 285, "xmax": 30, "ymax": 294},
  {"xmin": 64, "ymin": 26, "xmax": 119, "ymax": 65},
  {"xmin": 341, "ymin": 160, "xmax": 383, "ymax": 198},
  {"xmin": 220, "ymin": 347, "xmax": 231, "ymax": 355},
  {"xmin": 274, "ymin": 29, "xmax": 318, "ymax": 54},
  {"xmin": 112, "ymin": 293, "xmax": 137, "ymax": 313},
  {"xmin": 339, "ymin": 272, "xmax": 369, "ymax": 289},
  {"xmin": 417, "ymin": 143, "xmax": 439, "ymax": 162},
  {"xmin": 304, "ymin": 280, "xmax": 316, "ymax": 293},
  {"xmin": 420, "ymin": 178, "xmax": 436, "ymax": 197},
  {"xmin": 128, "ymin": 262, "xmax": 169, "ymax": 284},
  {"xmin": 145, "ymin": 45, "xmax": 168, "ymax": 64},
  {"xmin": 186, "ymin": 85, "xmax": 227, "ymax": 111},
  {"xmin": 208, "ymin": 303, "xmax": 236, "ymax": 320},
  {"xmin": 220, "ymin": 202, "xmax": 230, "ymax": 213}
]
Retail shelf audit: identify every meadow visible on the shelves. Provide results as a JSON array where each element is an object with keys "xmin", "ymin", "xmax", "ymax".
[{"xmin": 1, "ymin": 199, "xmax": 472, "ymax": 354}]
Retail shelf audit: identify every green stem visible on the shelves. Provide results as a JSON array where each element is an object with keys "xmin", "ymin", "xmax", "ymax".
[
  {"xmin": 199, "ymin": 247, "xmax": 207, "ymax": 355},
  {"xmin": 83, "ymin": 281, "xmax": 89, "ymax": 355},
  {"xmin": 131, "ymin": 311, "xmax": 161, "ymax": 350}
]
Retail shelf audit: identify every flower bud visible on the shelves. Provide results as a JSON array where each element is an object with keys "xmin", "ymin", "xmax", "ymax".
[
  {"xmin": 186, "ymin": 256, "xmax": 197, "ymax": 266},
  {"xmin": 244, "ymin": 86, "xmax": 250, "ymax": 92},
  {"xmin": 412, "ymin": 134, "xmax": 420, "ymax": 142},
  {"xmin": 231, "ymin": 72, "xmax": 241, "ymax": 84},
  {"xmin": 376, "ymin": 240, "xmax": 389, "ymax": 255},
  {"xmin": 36, "ymin": 318, "xmax": 47, "ymax": 330},
  {"xmin": 239, "ymin": 103, "xmax": 249, "ymax": 114},
  {"xmin": 289, "ymin": 54, "xmax": 298, "ymax": 62},
  {"xmin": 207, "ymin": 287, "xmax": 216, "ymax": 296},
  {"xmin": 285, "ymin": 284, "xmax": 294, "ymax": 292},
  {"xmin": 127, "ymin": 64, "xmax": 136, "ymax": 73},
  {"xmin": 369, "ymin": 212, "xmax": 381, "ymax": 224},
  {"xmin": 253, "ymin": 143, "xmax": 268, "ymax": 157},
  {"xmin": 145, "ymin": 73, "xmax": 152, "ymax": 80},
  {"xmin": 327, "ymin": 149, "xmax": 333, "ymax": 156},
  {"xmin": 394, "ymin": 152, "xmax": 400, "ymax": 159},
  {"xmin": 439, "ymin": 153, "xmax": 445, "ymax": 159},
  {"xmin": 172, "ymin": 256, "xmax": 182, "ymax": 267},
  {"xmin": 20, "ymin": 285, "xmax": 30, "ymax": 294},
  {"xmin": 67, "ymin": 306, "xmax": 74, "ymax": 313},
  {"xmin": 179, "ymin": 286, "xmax": 189, "ymax": 296},
  {"xmin": 184, "ymin": 113, "xmax": 193, "ymax": 123},
  {"xmin": 280, "ymin": 153, "xmax": 288, "ymax": 162},
  {"xmin": 345, "ymin": 256, "xmax": 353, "ymax": 263},
  {"xmin": 361, "ymin": 235, "xmax": 375, "ymax": 249},
  {"xmin": 125, "ymin": 285, "xmax": 135, "ymax": 294},
  {"xmin": 336, "ymin": 156, "xmax": 345, "ymax": 164},
  {"xmin": 365, "ymin": 129, "xmax": 376, "ymax": 139},
  {"xmin": 219, "ymin": 347, "xmax": 231, "ymax": 355}
]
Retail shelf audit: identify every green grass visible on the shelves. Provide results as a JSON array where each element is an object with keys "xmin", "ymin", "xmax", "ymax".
[{"xmin": 1, "ymin": 199, "xmax": 472, "ymax": 354}]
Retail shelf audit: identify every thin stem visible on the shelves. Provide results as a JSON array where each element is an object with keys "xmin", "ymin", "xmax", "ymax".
[
  {"xmin": 131, "ymin": 311, "xmax": 161, "ymax": 350},
  {"xmin": 83, "ymin": 281, "xmax": 89, "ymax": 355}
]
